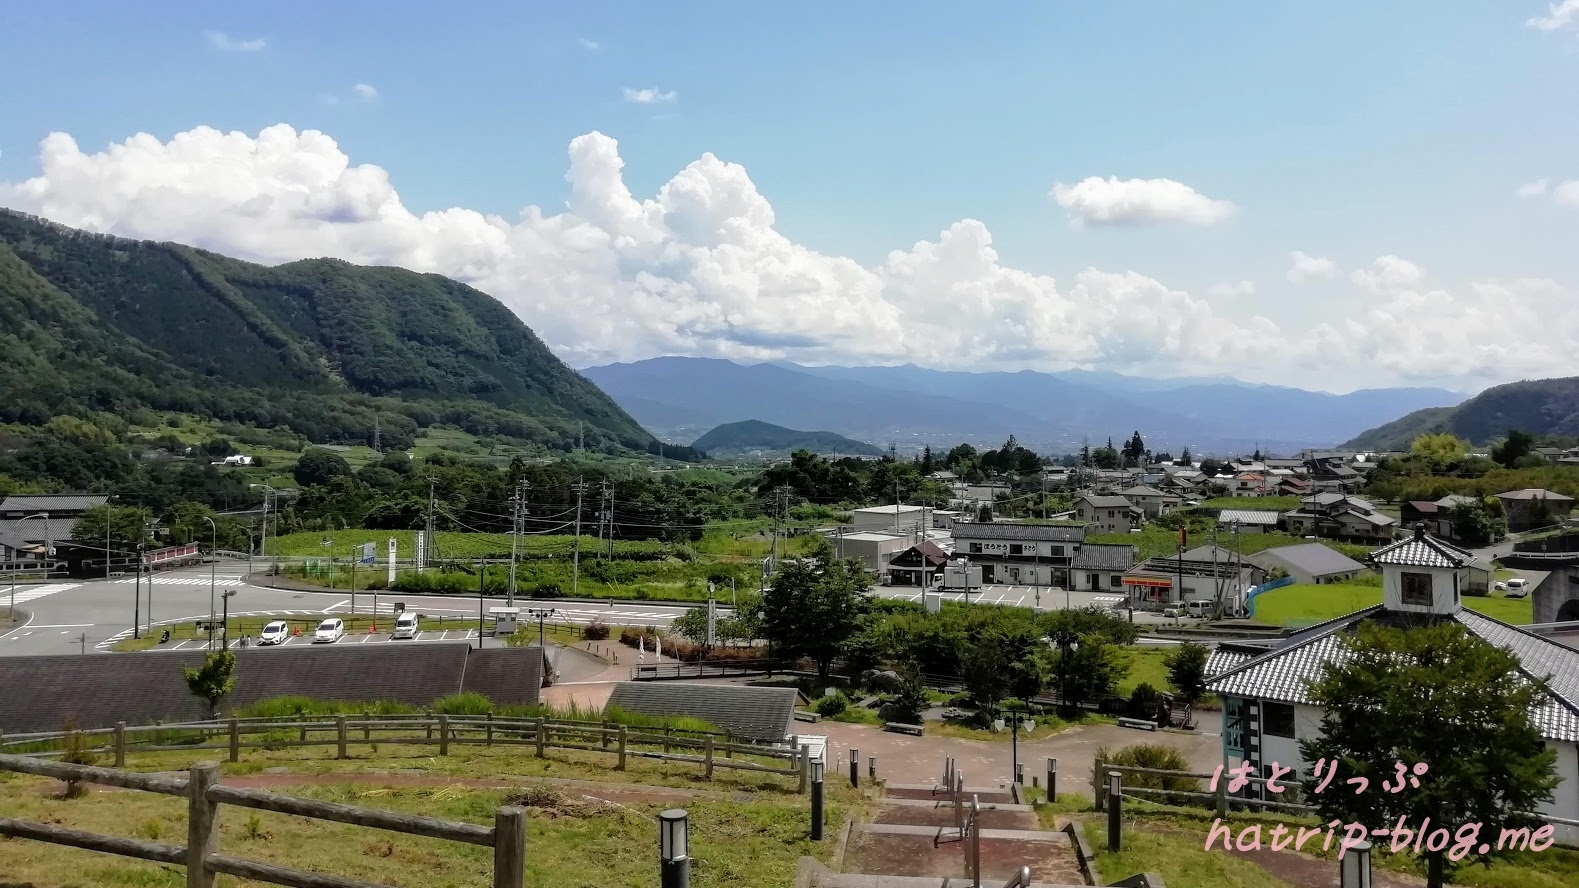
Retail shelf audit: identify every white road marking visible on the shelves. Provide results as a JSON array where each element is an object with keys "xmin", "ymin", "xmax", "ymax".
[
  {"xmin": 112, "ymin": 577, "xmax": 240, "ymax": 585},
  {"xmin": 171, "ymin": 640, "xmax": 191, "ymax": 650},
  {"xmin": 323, "ymin": 600, "xmax": 349, "ymax": 614}
]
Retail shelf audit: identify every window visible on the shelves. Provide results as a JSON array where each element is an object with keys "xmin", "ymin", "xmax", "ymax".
[
  {"xmin": 1110, "ymin": 575, "xmax": 1122, "ymax": 588},
  {"xmin": 1051, "ymin": 546, "xmax": 1065, "ymax": 557},
  {"xmin": 1009, "ymin": 544, "xmax": 1023, "ymax": 555},
  {"xmin": 1263, "ymin": 702, "xmax": 1295, "ymax": 739},
  {"xmin": 1400, "ymin": 572, "xmax": 1433, "ymax": 607},
  {"xmin": 969, "ymin": 543, "xmax": 982, "ymax": 554}
]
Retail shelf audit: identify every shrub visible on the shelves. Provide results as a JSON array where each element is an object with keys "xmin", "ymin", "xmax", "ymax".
[
  {"xmin": 1096, "ymin": 742, "xmax": 1198, "ymax": 804},
  {"xmin": 432, "ymin": 692, "xmax": 494, "ymax": 715},
  {"xmin": 813, "ymin": 695, "xmax": 848, "ymax": 717},
  {"xmin": 529, "ymin": 582, "xmax": 561, "ymax": 599},
  {"xmin": 59, "ymin": 715, "xmax": 98, "ymax": 799},
  {"xmin": 582, "ymin": 620, "xmax": 610, "ymax": 641},
  {"xmin": 1126, "ymin": 683, "xmax": 1164, "ymax": 722}
]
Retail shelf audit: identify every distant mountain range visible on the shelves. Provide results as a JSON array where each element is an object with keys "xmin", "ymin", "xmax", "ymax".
[
  {"xmin": 579, "ymin": 357, "xmax": 1466, "ymax": 454},
  {"xmin": 690, "ymin": 420, "xmax": 883, "ymax": 457},
  {"xmin": 1342, "ymin": 376, "xmax": 1579, "ymax": 450}
]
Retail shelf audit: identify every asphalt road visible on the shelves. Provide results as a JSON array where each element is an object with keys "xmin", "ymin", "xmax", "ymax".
[{"xmin": 0, "ymin": 559, "xmax": 710, "ymax": 657}]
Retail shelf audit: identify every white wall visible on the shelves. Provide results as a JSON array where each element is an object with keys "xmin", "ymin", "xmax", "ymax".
[
  {"xmin": 1381, "ymin": 563, "xmax": 1462, "ymax": 616},
  {"xmin": 1537, "ymin": 740, "xmax": 1579, "ymax": 846}
]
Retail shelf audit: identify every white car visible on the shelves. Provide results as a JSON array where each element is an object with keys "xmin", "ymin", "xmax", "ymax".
[
  {"xmin": 392, "ymin": 612, "xmax": 420, "ymax": 640},
  {"xmin": 258, "ymin": 620, "xmax": 290, "ymax": 646},
  {"xmin": 313, "ymin": 618, "xmax": 345, "ymax": 644},
  {"xmin": 1504, "ymin": 578, "xmax": 1530, "ymax": 598}
]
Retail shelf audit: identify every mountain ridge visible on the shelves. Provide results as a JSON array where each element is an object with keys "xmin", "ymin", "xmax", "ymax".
[
  {"xmin": 690, "ymin": 420, "xmax": 883, "ymax": 456},
  {"xmin": 1341, "ymin": 376, "xmax": 1579, "ymax": 450}
]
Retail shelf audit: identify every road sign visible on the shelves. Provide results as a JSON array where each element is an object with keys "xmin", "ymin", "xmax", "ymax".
[{"xmin": 359, "ymin": 542, "xmax": 376, "ymax": 565}]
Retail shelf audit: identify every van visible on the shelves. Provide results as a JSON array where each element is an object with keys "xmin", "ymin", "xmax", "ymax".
[
  {"xmin": 1162, "ymin": 605, "xmax": 1188, "ymax": 618},
  {"xmin": 1504, "ymin": 578, "xmax": 1529, "ymax": 598},
  {"xmin": 393, "ymin": 612, "xmax": 420, "ymax": 639},
  {"xmin": 1186, "ymin": 600, "xmax": 1214, "ymax": 619}
]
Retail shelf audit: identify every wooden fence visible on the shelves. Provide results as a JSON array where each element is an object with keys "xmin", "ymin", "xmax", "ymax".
[
  {"xmin": 1091, "ymin": 758, "xmax": 1317, "ymax": 817},
  {"xmin": 1, "ymin": 714, "xmax": 809, "ymax": 792},
  {"xmin": 0, "ymin": 753, "xmax": 527, "ymax": 888}
]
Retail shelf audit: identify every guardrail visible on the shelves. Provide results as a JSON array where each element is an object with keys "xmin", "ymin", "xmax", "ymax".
[
  {"xmin": 629, "ymin": 658, "xmax": 790, "ymax": 681},
  {"xmin": 2, "ymin": 715, "xmax": 809, "ymax": 792},
  {"xmin": 0, "ymin": 754, "xmax": 527, "ymax": 888}
]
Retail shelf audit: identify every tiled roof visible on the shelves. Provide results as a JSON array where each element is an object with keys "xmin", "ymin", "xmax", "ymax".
[
  {"xmin": 1072, "ymin": 543, "xmax": 1138, "ymax": 571},
  {"xmin": 0, "ymin": 645, "xmax": 543, "ymax": 734},
  {"xmin": 951, "ymin": 523, "xmax": 1088, "ymax": 542},
  {"xmin": 460, "ymin": 646, "xmax": 551, "ymax": 700},
  {"xmin": 1081, "ymin": 495, "xmax": 1132, "ymax": 508},
  {"xmin": 1495, "ymin": 488, "xmax": 1576, "ymax": 503},
  {"xmin": 605, "ymin": 684, "xmax": 798, "ymax": 742},
  {"xmin": 1405, "ymin": 501, "xmax": 1440, "ymax": 514},
  {"xmin": 1218, "ymin": 509, "xmax": 1281, "ymax": 526},
  {"xmin": 1120, "ymin": 486, "xmax": 1166, "ymax": 498},
  {"xmin": 1257, "ymin": 543, "xmax": 1365, "ymax": 577},
  {"xmin": 1369, "ymin": 532, "xmax": 1471, "ymax": 568},
  {"xmin": 0, "ymin": 518, "xmax": 84, "ymax": 544},
  {"xmin": 1435, "ymin": 494, "xmax": 1477, "ymax": 509},
  {"xmin": 0, "ymin": 494, "xmax": 110, "ymax": 514},
  {"xmin": 1206, "ymin": 606, "xmax": 1579, "ymax": 742},
  {"xmin": 1346, "ymin": 509, "xmax": 1396, "ymax": 527}
]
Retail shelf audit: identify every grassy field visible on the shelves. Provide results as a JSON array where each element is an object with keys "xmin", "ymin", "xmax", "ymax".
[
  {"xmin": 0, "ymin": 739, "xmax": 854, "ymax": 888},
  {"xmin": 1090, "ymin": 526, "xmax": 1373, "ymax": 561},
  {"xmin": 1115, "ymin": 646, "xmax": 1174, "ymax": 697},
  {"xmin": 1200, "ymin": 496, "xmax": 1303, "ymax": 511},
  {"xmin": 1251, "ymin": 583, "xmax": 1533, "ymax": 627}
]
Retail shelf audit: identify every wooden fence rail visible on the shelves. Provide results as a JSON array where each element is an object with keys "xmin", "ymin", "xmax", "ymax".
[
  {"xmin": 4, "ymin": 715, "xmax": 808, "ymax": 792},
  {"xmin": 0, "ymin": 754, "xmax": 526, "ymax": 888}
]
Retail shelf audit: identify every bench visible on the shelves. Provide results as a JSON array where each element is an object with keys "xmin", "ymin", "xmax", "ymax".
[
  {"xmin": 885, "ymin": 722, "xmax": 925, "ymax": 736},
  {"xmin": 793, "ymin": 710, "xmax": 823, "ymax": 723},
  {"xmin": 1117, "ymin": 717, "xmax": 1158, "ymax": 732}
]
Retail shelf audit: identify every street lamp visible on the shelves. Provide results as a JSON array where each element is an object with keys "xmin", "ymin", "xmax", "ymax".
[
  {"xmin": 202, "ymin": 516, "xmax": 218, "ymax": 632},
  {"xmin": 1340, "ymin": 839, "xmax": 1372, "ymax": 888},
  {"xmin": 810, "ymin": 758, "xmax": 826, "ymax": 841},
  {"xmin": 221, "ymin": 589, "xmax": 238, "ymax": 648},
  {"xmin": 249, "ymin": 484, "xmax": 277, "ymax": 574},
  {"xmin": 527, "ymin": 607, "xmax": 558, "ymax": 647},
  {"xmin": 8, "ymin": 512, "xmax": 50, "ymax": 619},
  {"xmin": 1058, "ymin": 638, "xmax": 1080, "ymax": 715},
  {"xmin": 659, "ymin": 808, "xmax": 690, "ymax": 888}
]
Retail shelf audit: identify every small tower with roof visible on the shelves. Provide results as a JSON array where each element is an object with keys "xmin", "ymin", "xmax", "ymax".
[{"xmin": 1369, "ymin": 522, "xmax": 1473, "ymax": 616}]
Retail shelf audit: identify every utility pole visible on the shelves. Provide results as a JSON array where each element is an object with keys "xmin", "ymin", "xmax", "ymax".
[
  {"xmin": 571, "ymin": 478, "xmax": 587, "ymax": 597},
  {"xmin": 372, "ymin": 415, "xmax": 380, "ymax": 453},
  {"xmin": 508, "ymin": 480, "xmax": 527, "ymax": 608},
  {"xmin": 602, "ymin": 481, "xmax": 615, "ymax": 560},
  {"xmin": 424, "ymin": 477, "xmax": 436, "ymax": 572}
]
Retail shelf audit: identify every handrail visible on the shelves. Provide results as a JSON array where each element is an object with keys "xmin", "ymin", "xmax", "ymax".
[
  {"xmin": 998, "ymin": 866, "xmax": 1032, "ymax": 888},
  {"xmin": 967, "ymin": 794, "xmax": 982, "ymax": 888}
]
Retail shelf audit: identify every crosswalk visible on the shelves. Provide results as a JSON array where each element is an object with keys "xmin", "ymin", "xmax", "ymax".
[
  {"xmin": 3, "ymin": 582, "xmax": 81, "ymax": 605},
  {"xmin": 1091, "ymin": 595, "xmax": 1127, "ymax": 605},
  {"xmin": 112, "ymin": 576, "xmax": 241, "ymax": 585}
]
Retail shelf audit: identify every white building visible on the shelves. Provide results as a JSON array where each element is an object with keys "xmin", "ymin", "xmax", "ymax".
[
  {"xmin": 828, "ymin": 530, "xmax": 912, "ymax": 573},
  {"xmin": 1206, "ymin": 526, "xmax": 1579, "ymax": 844},
  {"xmin": 847, "ymin": 504, "xmax": 926, "ymax": 533}
]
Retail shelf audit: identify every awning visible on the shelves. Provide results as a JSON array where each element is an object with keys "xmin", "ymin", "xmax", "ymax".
[{"xmin": 1122, "ymin": 577, "xmax": 1174, "ymax": 588}]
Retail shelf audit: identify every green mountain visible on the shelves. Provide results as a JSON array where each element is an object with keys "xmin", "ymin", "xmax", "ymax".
[
  {"xmin": 0, "ymin": 210, "xmax": 670, "ymax": 455},
  {"xmin": 1342, "ymin": 377, "xmax": 1579, "ymax": 450},
  {"xmin": 691, "ymin": 419, "xmax": 883, "ymax": 456}
]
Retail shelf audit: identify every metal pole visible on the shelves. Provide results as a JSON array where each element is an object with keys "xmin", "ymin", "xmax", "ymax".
[
  {"xmin": 349, "ymin": 548, "xmax": 357, "ymax": 628},
  {"xmin": 1047, "ymin": 757, "xmax": 1057, "ymax": 801},
  {"xmin": 1011, "ymin": 709, "xmax": 1019, "ymax": 784},
  {"xmin": 1106, "ymin": 770, "xmax": 1122, "ymax": 851},
  {"xmin": 478, "ymin": 560, "xmax": 486, "ymax": 647},
  {"xmin": 203, "ymin": 517, "xmax": 217, "ymax": 634},
  {"xmin": 133, "ymin": 545, "xmax": 143, "ymax": 639},
  {"xmin": 811, "ymin": 764, "xmax": 825, "ymax": 840}
]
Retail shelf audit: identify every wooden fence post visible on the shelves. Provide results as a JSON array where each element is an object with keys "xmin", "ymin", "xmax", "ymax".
[
  {"xmin": 601, "ymin": 721, "xmax": 611, "ymax": 749},
  {"xmin": 486, "ymin": 713, "xmax": 494, "ymax": 747},
  {"xmin": 114, "ymin": 722, "xmax": 126, "ymax": 768},
  {"xmin": 363, "ymin": 711, "xmax": 371, "ymax": 741},
  {"xmin": 228, "ymin": 720, "xmax": 239, "ymax": 764},
  {"xmin": 493, "ymin": 806, "xmax": 527, "ymax": 888},
  {"xmin": 617, "ymin": 726, "xmax": 627, "ymax": 771},
  {"xmin": 799, "ymin": 747, "xmax": 809, "ymax": 794},
  {"xmin": 704, "ymin": 737, "xmax": 714, "ymax": 780},
  {"xmin": 186, "ymin": 762, "xmax": 221, "ymax": 888},
  {"xmin": 438, "ymin": 716, "xmax": 450, "ymax": 756},
  {"xmin": 336, "ymin": 716, "xmax": 348, "ymax": 760},
  {"xmin": 1093, "ymin": 758, "xmax": 1104, "ymax": 813},
  {"xmin": 663, "ymin": 725, "xmax": 672, "ymax": 754},
  {"xmin": 725, "ymin": 731, "xmax": 734, "ymax": 759},
  {"xmin": 1215, "ymin": 775, "xmax": 1228, "ymax": 818},
  {"xmin": 535, "ymin": 718, "xmax": 545, "ymax": 758},
  {"xmin": 299, "ymin": 722, "xmax": 307, "ymax": 743}
]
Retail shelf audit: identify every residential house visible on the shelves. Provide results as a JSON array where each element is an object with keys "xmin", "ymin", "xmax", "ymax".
[
  {"xmin": 1263, "ymin": 458, "xmax": 1307, "ymax": 474},
  {"xmin": 1122, "ymin": 555, "xmax": 1260, "ymax": 613},
  {"xmin": 1180, "ymin": 545, "xmax": 1269, "ymax": 586},
  {"xmin": 1249, "ymin": 543, "xmax": 1366, "ymax": 585},
  {"xmin": 1494, "ymin": 488, "xmax": 1577, "ymax": 533},
  {"xmin": 885, "ymin": 541, "xmax": 951, "ymax": 587},
  {"xmin": 1070, "ymin": 543, "xmax": 1141, "ymax": 594},
  {"xmin": 1216, "ymin": 509, "xmax": 1281, "ymax": 530},
  {"xmin": 1120, "ymin": 485, "xmax": 1178, "ymax": 519},
  {"xmin": 1230, "ymin": 473, "xmax": 1272, "ymax": 497},
  {"xmin": 1273, "ymin": 477, "xmax": 1311, "ymax": 498},
  {"xmin": 1075, "ymin": 494, "xmax": 1139, "ymax": 533},
  {"xmin": 1533, "ymin": 447, "xmax": 1572, "ymax": 464},
  {"xmin": 1303, "ymin": 458, "xmax": 1362, "ymax": 493},
  {"xmin": 1229, "ymin": 458, "xmax": 1268, "ymax": 474},
  {"xmin": 827, "ymin": 530, "xmax": 912, "ymax": 574},
  {"xmin": 847, "ymin": 504, "xmax": 927, "ymax": 533},
  {"xmin": 0, "ymin": 493, "xmax": 112, "ymax": 573},
  {"xmin": 1204, "ymin": 526, "xmax": 1579, "ymax": 842},
  {"xmin": 1282, "ymin": 493, "xmax": 1397, "ymax": 543},
  {"xmin": 950, "ymin": 522, "xmax": 1088, "ymax": 587}
]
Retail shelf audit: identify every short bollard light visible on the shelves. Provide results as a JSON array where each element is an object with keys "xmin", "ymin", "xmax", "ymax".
[
  {"xmin": 810, "ymin": 758, "xmax": 826, "ymax": 841},
  {"xmin": 660, "ymin": 808, "xmax": 690, "ymax": 888},
  {"xmin": 1340, "ymin": 839, "xmax": 1372, "ymax": 888}
]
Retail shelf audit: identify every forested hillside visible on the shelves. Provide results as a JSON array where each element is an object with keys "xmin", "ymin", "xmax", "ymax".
[
  {"xmin": 690, "ymin": 420, "xmax": 883, "ymax": 456},
  {"xmin": 0, "ymin": 210, "xmax": 677, "ymax": 456},
  {"xmin": 1343, "ymin": 377, "xmax": 1579, "ymax": 450}
]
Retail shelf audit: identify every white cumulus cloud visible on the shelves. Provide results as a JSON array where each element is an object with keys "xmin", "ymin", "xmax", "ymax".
[
  {"xmin": 1207, "ymin": 281, "xmax": 1256, "ymax": 300},
  {"xmin": 1286, "ymin": 251, "xmax": 1338, "ymax": 283},
  {"xmin": 579, "ymin": 38, "xmax": 601, "ymax": 51},
  {"xmin": 1527, "ymin": 1, "xmax": 1579, "ymax": 31},
  {"xmin": 622, "ymin": 87, "xmax": 677, "ymax": 105},
  {"xmin": 1050, "ymin": 176, "xmax": 1236, "ymax": 226},
  {"xmin": 1513, "ymin": 177, "xmax": 1579, "ymax": 207},
  {"xmin": 352, "ymin": 83, "xmax": 379, "ymax": 101},
  {"xmin": 1516, "ymin": 179, "xmax": 1549, "ymax": 198},
  {"xmin": 205, "ymin": 30, "xmax": 266, "ymax": 52},
  {"xmin": 1, "ymin": 124, "xmax": 1575, "ymax": 391}
]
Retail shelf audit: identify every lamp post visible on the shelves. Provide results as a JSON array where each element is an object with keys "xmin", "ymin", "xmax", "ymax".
[
  {"xmin": 1058, "ymin": 638, "xmax": 1080, "ymax": 715},
  {"xmin": 221, "ymin": 589, "xmax": 237, "ymax": 649},
  {"xmin": 250, "ymin": 484, "xmax": 277, "ymax": 574},
  {"xmin": 8, "ymin": 512, "xmax": 49, "ymax": 619},
  {"xmin": 659, "ymin": 808, "xmax": 690, "ymax": 888},
  {"xmin": 527, "ymin": 607, "xmax": 558, "ymax": 648},
  {"xmin": 810, "ymin": 757, "xmax": 825, "ymax": 841},
  {"xmin": 202, "ymin": 516, "xmax": 218, "ymax": 632},
  {"xmin": 1340, "ymin": 839, "xmax": 1372, "ymax": 888}
]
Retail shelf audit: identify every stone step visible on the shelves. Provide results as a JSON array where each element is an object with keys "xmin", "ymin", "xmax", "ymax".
[
  {"xmin": 813, "ymin": 875, "xmax": 1086, "ymax": 888},
  {"xmin": 875, "ymin": 803, "xmax": 1039, "ymax": 831},
  {"xmin": 842, "ymin": 823, "xmax": 1086, "ymax": 885},
  {"xmin": 885, "ymin": 783, "xmax": 1018, "ymax": 805}
]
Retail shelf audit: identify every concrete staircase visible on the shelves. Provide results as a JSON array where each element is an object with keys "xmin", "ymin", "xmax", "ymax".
[{"xmin": 812, "ymin": 781, "xmax": 1090, "ymax": 888}]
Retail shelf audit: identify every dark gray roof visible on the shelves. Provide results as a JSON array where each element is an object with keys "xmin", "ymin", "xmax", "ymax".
[
  {"xmin": 1217, "ymin": 509, "xmax": 1281, "ymax": 526},
  {"xmin": 1495, "ymin": 488, "xmax": 1575, "ymax": 503},
  {"xmin": 1080, "ymin": 495, "xmax": 1132, "ymax": 508},
  {"xmin": 0, "ymin": 645, "xmax": 543, "ymax": 734},
  {"xmin": 1258, "ymin": 543, "xmax": 1365, "ymax": 577},
  {"xmin": 951, "ymin": 522, "xmax": 1087, "ymax": 542},
  {"xmin": 1206, "ymin": 606, "xmax": 1579, "ymax": 742},
  {"xmin": 0, "ymin": 494, "xmax": 110, "ymax": 514},
  {"xmin": 0, "ymin": 517, "xmax": 83, "ymax": 544},
  {"xmin": 605, "ymin": 683, "xmax": 798, "ymax": 742},
  {"xmin": 1369, "ymin": 531, "xmax": 1470, "ymax": 568},
  {"xmin": 1120, "ymin": 486, "xmax": 1166, "ymax": 498},
  {"xmin": 1072, "ymin": 543, "xmax": 1137, "ymax": 571}
]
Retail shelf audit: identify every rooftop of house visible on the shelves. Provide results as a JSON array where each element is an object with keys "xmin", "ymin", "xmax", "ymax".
[
  {"xmin": 1079, "ymin": 494, "xmax": 1133, "ymax": 509},
  {"xmin": 837, "ymin": 531, "xmax": 912, "ymax": 543},
  {"xmin": 1071, "ymin": 543, "xmax": 1138, "ymax": 571},
  {"xmin": 0, "ymin": 493, "xmax": 110, "ymax": 514},
  {"xmin": 1206, "ymin": 606, "xmax": 1579, "ymax": 742},
  {"xmin": 1495, "ymin": 488, "xmax": 1576, "ymax": 503},
  {"xmin": 0, "ymin": 517, "xmax": 81, "ymax": 544},
  {"xmin": 1217, "ymin": 509, "xmax": 1282, "ymax": 526},
  {"xmin": 850, "ymin": 504, "xmax": 926, "ymax": 515},
  {"xmin": 604, "ymin": 684, "xmax": 800, "ymax": 742},
  {"xmin": 1368, "ymin": 524, "xmax": 1472, "ymax": 568},
  {"xmin": 1120, "ymin": 485, "xmax": 1167, "ymax": 498},
  {"xmin": 1180, "ymin": 544, "xmax": 1259, "ymax": 565},
  {"xmin": 951, "ymin": 522, "xmax": 1088, "ymax": 542},
  {"xmin": 1405, "ymin": 500, "xmax": 1440, "ymax": 514},
  {"xmin": 1435, "ymin": 494, "xmax": 1479, "ymax": 508},
  {"xmin": 1259, "ymin": 542, "xmax": 1367, "ymax": 577}
]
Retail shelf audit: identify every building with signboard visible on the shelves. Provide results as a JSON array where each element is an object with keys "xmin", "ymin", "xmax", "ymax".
[{"xmin": 950, "ymin": 522, "xmax": 1090, "ymax": 586}]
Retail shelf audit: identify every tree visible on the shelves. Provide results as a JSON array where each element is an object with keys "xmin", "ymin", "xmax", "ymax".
[
  {"xmin": 1199, "ymin": 458, "xmax": 1222, "ymax": 477},
  {"xmin": 71, "ymin": 505, "xmax": 152, "ymax": 551},
  {"xmin": 1052, "ymin": 635, "xmax": 1126, "ymax": 709},
  {"xmin": 1163, "ymin": 642, "xmax": 1209, "ymax": 725},
  {"xmin": 919, "ymin": 445, "xmax": 935, "ymax": 476},
  {"xmin": 1409, "ymin": 433, "xmax": 1469, "ymax": 471},
  {"xmin": 1091, "ymin": 444, "xmax": 1121, "ymax": 470},
  {"xmin": 1123, "ymin": 432, "xmax": 1146, "ymax": 467},
  {"xmin": 760, "ymin": 539, "xmax": 869, "ymax": 682},
  {"xmin": 670, "ymin": 607, "xmax": 709, "ymax": 643},
  {"xmin": 1447, "ymin": 497, "xmax": 1506, "ymax": 548},
  {"xmin": 1177, "ymin": 447, "xmax": 1193, "ymax": 467},
  {"xmin": 293, "ymin": 448, "xmax": 352, "ymax": 488},
  {"xmin": 1490, "ymin": 429, "xmax": 1534, "ymax": 469},
  {"xmin": 1301, "ymin": 623, "xmax": 1559, "ymax": 888},
  {"xmin": 183, "ymin": 649, "xmax": 238, "ymax": 718}
]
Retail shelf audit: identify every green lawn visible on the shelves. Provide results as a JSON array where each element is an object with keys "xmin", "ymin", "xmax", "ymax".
[
  {"xmin": 1115, "ymin": 646, "xmax": 1173, "ymax": 697},
  {"xmin": 1200, "ymin": 496, "xmax": 1302, "ymax": 511},
  {"xmin": 1091, "ymin": 526, "xmax": 1373, "ymax": 562},
  {"xmin": 1251, "ymin": 583, "xmax": 1533, "ymax": 627}
]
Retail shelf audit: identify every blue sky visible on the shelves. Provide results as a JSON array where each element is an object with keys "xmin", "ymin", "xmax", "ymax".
[{"xmin": 1, "ymin": 2, "xmax": 1577, "ymax": 391}]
